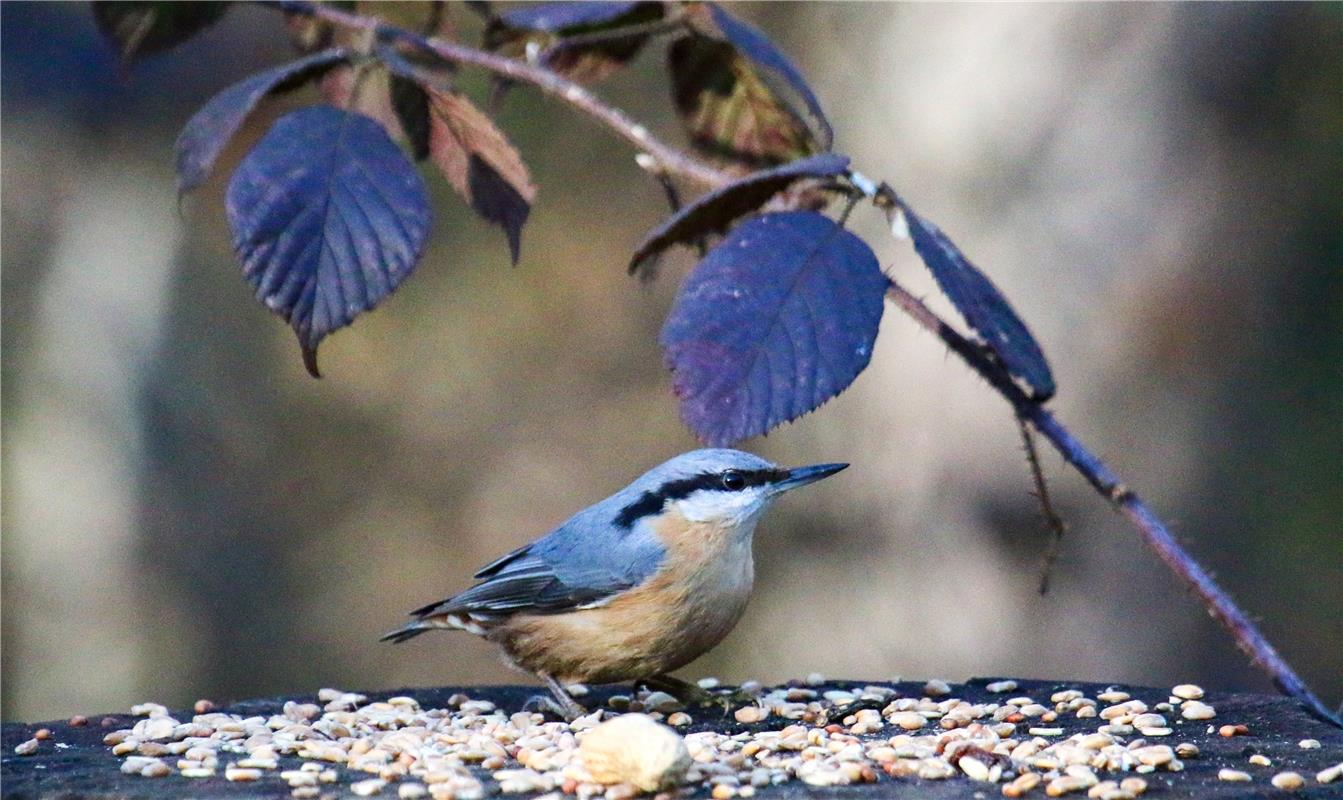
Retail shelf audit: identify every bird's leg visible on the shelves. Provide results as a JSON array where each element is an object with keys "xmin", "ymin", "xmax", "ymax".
[
  {"xmin": 643, "ymin": 675, "xmax": 756, "ymax": 717},
  {"xmin": 532, "ymin": 672, "xmax": 588, "ymax": 722}
]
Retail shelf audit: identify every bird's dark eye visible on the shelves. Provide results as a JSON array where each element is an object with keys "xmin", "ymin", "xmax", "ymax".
[{"xmin": 721, "ymin": 470, "xmax": 746, "ymax": 491}]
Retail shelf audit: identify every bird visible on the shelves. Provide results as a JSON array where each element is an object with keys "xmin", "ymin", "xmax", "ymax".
[{"xmin": 382, "ymin": 448, "xmax": 848, "ymax": 718}]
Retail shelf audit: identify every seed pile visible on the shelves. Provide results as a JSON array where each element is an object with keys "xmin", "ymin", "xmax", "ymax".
[{"xmin": 18, "ymin": 681, "xmax": 1342, "ymax": 798}]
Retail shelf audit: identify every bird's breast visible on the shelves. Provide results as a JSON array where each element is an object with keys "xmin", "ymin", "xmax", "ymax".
[{"xmin": 492, "ymin": 512, "xmax": 756, "ymax": 684}]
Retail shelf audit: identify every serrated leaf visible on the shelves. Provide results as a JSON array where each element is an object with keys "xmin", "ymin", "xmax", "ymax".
[
  {"xmin": 896, "ymin": 198, "xmax": 1056, "ymax": 400},
  {"xmin": 424, "ymin": 88, "xmax": 536, "ymax": 263},
  {"xmin": 669, "ymin": 4, "xmax": 831, "ymax": 167},
  {"xmin": 92, "ymin": 1, "xmax": 229, "ymax": 64},
  {"xmin": 485, "ymin": 1, "xmax": 665, "ymax": 84},
  {"xmin": 630, "ymin": 153, "xmax": 849, "ymax": 276},
  {"xmin": 226, "ymin": 106, "xmax": 431, "ymax": 377},
  {"xmin": 175, "ymin": 49, "xmax": 350, "ymax": 195},
  {"xmin": 661, "ymin": 211, "xmax": 886, "ymax": 445}
]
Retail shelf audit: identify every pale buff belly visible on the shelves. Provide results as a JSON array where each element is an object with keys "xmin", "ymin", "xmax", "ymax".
[{"xmin": 490, "ymin": 529, "xmax": 755, "ymax": 684}]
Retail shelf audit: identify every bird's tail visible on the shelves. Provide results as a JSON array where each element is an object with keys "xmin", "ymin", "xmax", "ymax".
[{"xmin": 380, "ymin": 620, "xmax": 436, "ymax": 644}]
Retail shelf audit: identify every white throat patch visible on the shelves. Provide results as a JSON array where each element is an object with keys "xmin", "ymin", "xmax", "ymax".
[{"xmin": 673, "ymin": 488, "xmax": 771, "ymax": 530}]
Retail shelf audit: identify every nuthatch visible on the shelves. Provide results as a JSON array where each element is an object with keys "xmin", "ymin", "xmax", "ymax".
[{"xmin": 383, "ymin": 449, "xmax": 847, "ymax": 718}]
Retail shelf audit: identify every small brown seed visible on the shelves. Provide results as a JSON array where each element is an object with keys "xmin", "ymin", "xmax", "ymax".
[
  {"xmin": 68, "ymin": 715, "xmax": 88, "ymax": 727},
  {"xmin": 33, "ymin": 728, "xmax": 52, "ymax": 741}
]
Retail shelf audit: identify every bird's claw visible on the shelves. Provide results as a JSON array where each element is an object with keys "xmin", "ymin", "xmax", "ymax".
[{"xmin": 522, "ymin": 693, "xmax": 587, "ymax": 723}]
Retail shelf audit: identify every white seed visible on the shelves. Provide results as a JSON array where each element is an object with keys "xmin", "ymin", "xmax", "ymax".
[
  {"xmin": 1029, "ymin": 727, "xmax": 1064, "ymax": 737},
  {"xmin": 140, "ymin": 761, "xmax": 172, "ymax": 778},
  {"xmin": 986, "ymin": 681, "xmax": 1019, "ymax": 693},
  {"xmin": 181, "ymin": 767, "xmax": 215, "ymax": 778},
  {"xmin": 1120, "ymin": 777, "xmax": 1147, "ymax": 795},
  {"xmin": 924, "ymin": 679, "xmax": 952, "ymax": 697},
  {"xmin": 1317, "ymin": 764, "xmax": 1342, "ymax": 784},
  {"xmin": 14, "ymin": 739, "xmax": 39, "ymax": 756},
  {"xmin": 1271, "ymin": 771, "xmax": 1304, "ymax": 790},
  {"xmin": 734, "ymin": 706, "xmax": 769, "ymax": 724},
  {"xmin": 226, "ymin": 766, "xmax": 264, "ymax": 782},
  {"xmin": 399, "ymin": 784, "xmax": 429, "ymax": 799},
  {"xmin": 697, "ymin": 677, "xmax": 721, "ymax": 690},
  {"xmin": 1298, "ymin": 739, "xmax": 1321, "ymax": 749},
  {"xmin": 1218, "ymin": 769, "xmax": 1251, "ymax": 782},
  {"xmin": 579, "ymin": 713, "xmax": 690, "ymax": 792},
  {"xmin": 1179, "ymin": 701, "xmax": 1215, "ymax": 720},
  {"xmin": 131, "ymin": 702, "xmax": 169, "ymax": 717},
  {"xmin": 1249, "ymin": 754, "xmax": 1271, "ymax": 767},
  {"xmin": 959, "ymin": 756, "xmax": 991, "ymax": 781},
  {"xmin": 1170, "ymin": 684, "xmax": 1203, "ymax": 700},
  {"xmin": 352, "ymin": 778, "xmax": 387, "ymax": 796},
  {"xmin": 643, "ymin": 692, "xmax": 683, "ymax": 714}
]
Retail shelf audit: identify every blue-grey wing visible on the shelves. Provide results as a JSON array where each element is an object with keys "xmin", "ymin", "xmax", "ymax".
[{"xmin": 412, "ymin": 508, "xmax": 666, "ymax": 620}]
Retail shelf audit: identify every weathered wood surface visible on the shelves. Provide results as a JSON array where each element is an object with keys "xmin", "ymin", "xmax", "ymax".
[{"xmin": 3, "ymin": 679, "xmax": 1341, "ymax": 799}]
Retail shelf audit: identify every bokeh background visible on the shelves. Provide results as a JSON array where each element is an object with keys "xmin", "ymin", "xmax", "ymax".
[{"xmin": 3, "ymin": 3, "xmax": 1341, "ymax": 722}]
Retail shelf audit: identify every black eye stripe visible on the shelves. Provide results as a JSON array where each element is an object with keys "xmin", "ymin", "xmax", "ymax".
[{"xmin": 614, "ymin": 468, "xmax": 787, "ymax": 528}]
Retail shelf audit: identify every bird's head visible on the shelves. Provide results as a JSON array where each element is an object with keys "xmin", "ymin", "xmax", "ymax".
[{"xmin": 612, "ymin": 449, "xmax": 848, "ymax": 532}]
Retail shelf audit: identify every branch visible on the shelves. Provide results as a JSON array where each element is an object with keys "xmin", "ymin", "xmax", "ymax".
[
  {"xmin": 887, "ymin": 282, "xmax": 1341, "ymax": 727},
  {"xmin": 274, "ymin": 0, "xmax": 728, "ymax": 189},
  {"xmin": 267, "ymin": 0, "xmax": 1338, "ymax": 727}
]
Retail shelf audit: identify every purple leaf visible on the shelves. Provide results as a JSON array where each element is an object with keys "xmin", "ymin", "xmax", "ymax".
[
  {"xmin": 226, "ymin": 106, "xmax": 431, "ymax": 377},
  {"xmin": 702, "ymin": 3, "xmax": 832, "ymax": 151},
  {"xmin": 661, "ymin": 211, "xmax": 886, "ymax": 445},
  {"xmin": 630, "ymin": 153, "xmax": 850, "ymax": 276},
  {"xmin": 175, "ymin": 48, "xmax": 350, "ymax": 195},
  {"xmin": 897, "ymin": 198, "xmax": 1056, "ymax": 400}
]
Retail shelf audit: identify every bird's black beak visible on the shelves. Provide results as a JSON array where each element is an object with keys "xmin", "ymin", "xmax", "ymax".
[{"xmin": 770, "ymin": 462, "xmax": 849, "ymax": 494}]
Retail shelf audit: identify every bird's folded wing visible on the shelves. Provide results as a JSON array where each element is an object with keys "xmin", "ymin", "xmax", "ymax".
[{"xmin": 412, "ymin": 555, "xmax": 634, "ymax": 619}]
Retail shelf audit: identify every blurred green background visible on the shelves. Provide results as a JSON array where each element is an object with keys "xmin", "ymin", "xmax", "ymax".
[{"xmin": 3, "ymin": 3, "xmax": 1341, "ymax": 722}]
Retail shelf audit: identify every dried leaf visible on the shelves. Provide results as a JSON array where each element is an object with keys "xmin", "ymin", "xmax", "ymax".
[
  {"xmin": 485, "ymin": 1, "xmax": 665, "ymax": 84},
  {"xmin": 425, "ymin": 88, "xmax": 536, "ymax": 263}
]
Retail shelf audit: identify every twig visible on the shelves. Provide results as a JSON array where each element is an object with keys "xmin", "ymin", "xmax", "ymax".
[
  {"xmin": 887, "ymin": 282, "xmax": 1341, "ymax": 727},
  {"xmin": 265, "ymin": 0, "xmax": 1339, "ymax": 726},
  {"xmin": 275, "ymin": 0, "xmax": 728, "ymax": 189},
  {"xmin": 1017, "ymin": 416, "xmax": 1067, "ymax": 595}
]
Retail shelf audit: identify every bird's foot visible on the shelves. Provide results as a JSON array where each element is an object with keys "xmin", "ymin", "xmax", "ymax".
[
  {"xmin": 522, "ymin": 693, "xmax": 588, "ymax": 723},
  {"xmin": 641, "ymin": 675, "xmax": 760, "ymax": 718}
]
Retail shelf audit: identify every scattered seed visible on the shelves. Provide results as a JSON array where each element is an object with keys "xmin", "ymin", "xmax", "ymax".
[
  {"xmin": 1218, "ymin": 769, "xmax": 1251, "ymax": 782},
  {"xmin": 1218, "ymin": 723, "xmax": 1249, "ymax": 737},
  {"xmin": 14, "ymin": 739, "xmax": 39, "ymax": 756},
  {"xmin": 1174, "ymin": 742, "xmax": 1199, "ymax": 758},
  {"xmin": 352, "ymin": 778, "xmax": 387, "ymax": 796},
  {"xmin": 987, "ymin": 681, "xmax": 1019, "ymax": 693},
  {"xmin": 1029, "ymin": 727, "xmax": 1064, "ymax": 737},
  {"xmin": 181, "ymin": 767, "xmax": 215, "ymax": 778},
  {"xmin": 1249, "ymin": 754, "xmax": 1271, "ymax": 767},
  {"xmin": 667, "ymin": 712, "xmax": 692, "ymax": 726},
  {"xmin": 923, "ymin": 679, "xmax": 952, "ymax": 697},
  {"xmin": 1271, "ymin": 771, "xmax": 1304, "ymax": 790},
  {"xmin": 1298, "ymin": 738, "xmax": 1321, "ymax": 749},
  {"xmin": 1170, "ymin": 684, "xmax": 1203, "ymax": 700},
  {"xmin": 1179, "ymin": 701, "xmax": 1215, "ymax": 720},
  {"xmin": 1120, "ymin": 776, "xmax": 1147, "ymax": 795},
  {"xmin": 698, "ymin": 677, "xmax": 721, "ymax": 690},
  {"xmin": 226, "ymin": 766, "xmax": 264, "ymax": 782},
  {"xmin": 1317, "ymin": 764, "xmax": 1342, "ymax": 784}
]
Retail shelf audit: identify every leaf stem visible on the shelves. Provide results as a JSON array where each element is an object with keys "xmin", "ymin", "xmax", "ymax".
[{"xmin": 267, "ymin": 0, "xmax": 1339, "ymax": 726}]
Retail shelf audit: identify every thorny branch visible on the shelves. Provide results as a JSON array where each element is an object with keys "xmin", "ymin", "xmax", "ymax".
[{"xmin": 275, "ymin": 0, "xmax": 1341, "ymax": 727}]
